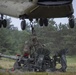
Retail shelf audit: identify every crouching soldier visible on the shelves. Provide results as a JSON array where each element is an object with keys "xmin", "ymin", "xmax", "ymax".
[
  {"xmin": 53, "ymin": 49, "xmax": 68, "ymax": 72},
  {"xmin": 13, "ymin": 43, "xmax": 30, "ymax": 70}
]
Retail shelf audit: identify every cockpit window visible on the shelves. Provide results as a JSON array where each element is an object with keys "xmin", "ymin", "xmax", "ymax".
[
  {"xmin": 37, "ymin": 0, "xmax": 72, "ymax": 6},
  {"xmin": 38, "ymin": 0, "xmax": 72, "ymax": 2}
]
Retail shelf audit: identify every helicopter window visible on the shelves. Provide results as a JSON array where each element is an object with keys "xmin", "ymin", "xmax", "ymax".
[{"xmin": 38, "ymin": 0, "xmax": 72, "ymax": 2}]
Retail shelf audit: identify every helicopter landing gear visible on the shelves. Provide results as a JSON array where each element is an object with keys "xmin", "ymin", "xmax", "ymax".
[
  {"xmin": 39, "ymin": 18, "xmax": 44, "ymax": 26},
  {"xmin": 2, "ymin": 19, "xmax": 7, "ymax": 28},
  {"xmin": 20, "ymin": 18, "xmax": 34, "ymax": 30},
  {"xmin": 0, "ymin": 14, "xmax": 7, "ymax": 28},
  {"xmin": 69, "ymin": 15, "xmax": 75, "ymax": 28},
  {"xmin": 43, "ymin": 18, "xmax": 48, "ymax": 26},
  {"xmin": 21, "ymin": 20, "xmax": 26, "ymax": 30},
  {"xmin": 0, "ymin": 20, "xmax": 2, "ymax": 28},
  {"xmin": 39, "ymin": 18, "xmax": 48, "ymax": 26}
]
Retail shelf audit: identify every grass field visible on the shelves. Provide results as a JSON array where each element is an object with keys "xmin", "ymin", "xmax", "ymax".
[
  {"xmin": 0, "ymin": 58, "xmax": 15, "ymax": 69},
  {"xmin": 0, "ymin": 56, "xmax": 76, "ymax": 75},
  {"xmin": 67, "ymin": 56, "xmax": 76, "ymax": 72}
]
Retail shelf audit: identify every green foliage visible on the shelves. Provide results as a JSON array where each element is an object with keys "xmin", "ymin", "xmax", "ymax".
[
  {"xmin": 0, "ymin": 66, "xmax": 3, "ymax": 69},
  {"xmin": 33, "ymin": 19, "xmax": 76, "ymax": 55},
  {"xmin": 0, "ymin": 18, "xmax": 30, "ymax": 55},
  {"xmin": 0, "ymin": 18, "xmax": 76, "ymax": 55}
]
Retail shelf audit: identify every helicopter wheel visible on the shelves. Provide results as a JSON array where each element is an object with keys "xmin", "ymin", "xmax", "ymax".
[
  {"xmin": 69, "ymin": 18, "xmax": 75, "ymax": 28},
  {"xmin": 39, "ymin": 18, "xmax": 43, "ymax": 26},
  {"xmin": 21, "ymin": 20, "xmax": 26, "ymax": 30},
  {"xmin": 36, "ymin": 18, "xmax": 38, "ymax": 22},
  {"xmin": 2, "ymin": 19, "xmax": 7, "ymax": 28},
  {"xmin": 69, "ymin": 15, "xmax": 75, "ymax": 28},
  {"xmin": 43, "ymin": 18, "xmax": 48, "ymax": 26},
  {"xmin": 0, "ymin": 20, "xmax": 2, "ymax": 28}
]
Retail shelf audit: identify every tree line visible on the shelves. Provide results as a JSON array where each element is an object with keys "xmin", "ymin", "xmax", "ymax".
[{"xmin": 0, "ymin": 18, "xmax": 76, "ymax": 55}]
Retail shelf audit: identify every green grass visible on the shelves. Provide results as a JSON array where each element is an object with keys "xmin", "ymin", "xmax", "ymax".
[
  {"xmin": 67, "ymin": 56, "xmax": 76, "ymax": 72},
  {"xmin": 0, "ymin": 58, "xmax": 15, "ymax": 69},
  {"xmin": 0, "ymin": 72, "xmax": 76, "ymax": 75}
]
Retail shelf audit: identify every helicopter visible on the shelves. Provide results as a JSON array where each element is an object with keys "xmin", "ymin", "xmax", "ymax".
[{"xmin": 0, "ymin": 0, "xmax": 75, "ymax": 30}]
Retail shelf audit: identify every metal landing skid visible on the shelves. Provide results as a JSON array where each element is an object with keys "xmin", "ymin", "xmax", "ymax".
[{"xmin": 20, "ymin": 18, "xmax": 48, "ymax": 30}]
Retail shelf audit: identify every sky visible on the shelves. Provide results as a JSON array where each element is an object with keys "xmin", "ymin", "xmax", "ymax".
[{"xmin": 10, "ymin": 0, "xmax": 76, "ymax": 30}]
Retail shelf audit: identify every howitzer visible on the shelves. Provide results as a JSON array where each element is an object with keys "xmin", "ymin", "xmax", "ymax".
[
  {"xmin": 0, "ymin": 48, "xmax": 68, "ymax": 72},
  {"xmin": 0, "ymin": 48, "xmax": 55, "ymax": 72},
  {"xmin": 0, "ymin": 53, "xmax": 34, "ymax": 71}
]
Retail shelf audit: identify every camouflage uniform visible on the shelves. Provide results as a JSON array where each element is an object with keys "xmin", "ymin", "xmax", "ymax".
[
  {"xmin": 28, "ymin": 25, "xmax": 43, "ymax": 58},
  {"xmin": 28, "ymin": 36, "xmax": 42, "ymax": 59},
  {"xmin": 23, "ymin": 42, "xmax": 30, "ymax": 57},
  {"xmin": 53, "ymin": 49, "xmax": 67, "ymax": 72},
  {"xmin": 15, "ymin": 42, "xmax": 30, "ymax": 69},
  {"xmin": 59, "ymin": 49, "xmax": 67, "ymax": 72}
]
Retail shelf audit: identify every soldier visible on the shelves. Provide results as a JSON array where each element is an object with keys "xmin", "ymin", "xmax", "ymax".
[
  {"xmin": 13, "ymin": 42, "xmax": 30, "ymax": 70},
  {"xmin": 53, "ymin": 49, "xmax": 68, "ymax": 72},
  {"xmin": 53, "ymin": 54, "xmax": 59, "ymax": 70},
  {"xmin": 23, "ymin": 42, "xmax": 30, "ymax": 58},
  {"xmin": 59, "ymin": 49, "xmax": 68, "ymax": 72},
  {"xmin": 28, "ymin": 25, "xmax": 43, "ymax": 58}
]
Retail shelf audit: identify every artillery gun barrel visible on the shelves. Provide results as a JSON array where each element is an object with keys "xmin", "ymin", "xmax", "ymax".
[
  {"xmin": 0, "ymin": 53, "xmax": 34, "ymax": 61},
  {"xmin": 0, "ymin": 53, "xmax": 18, "ymax": 60}
]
